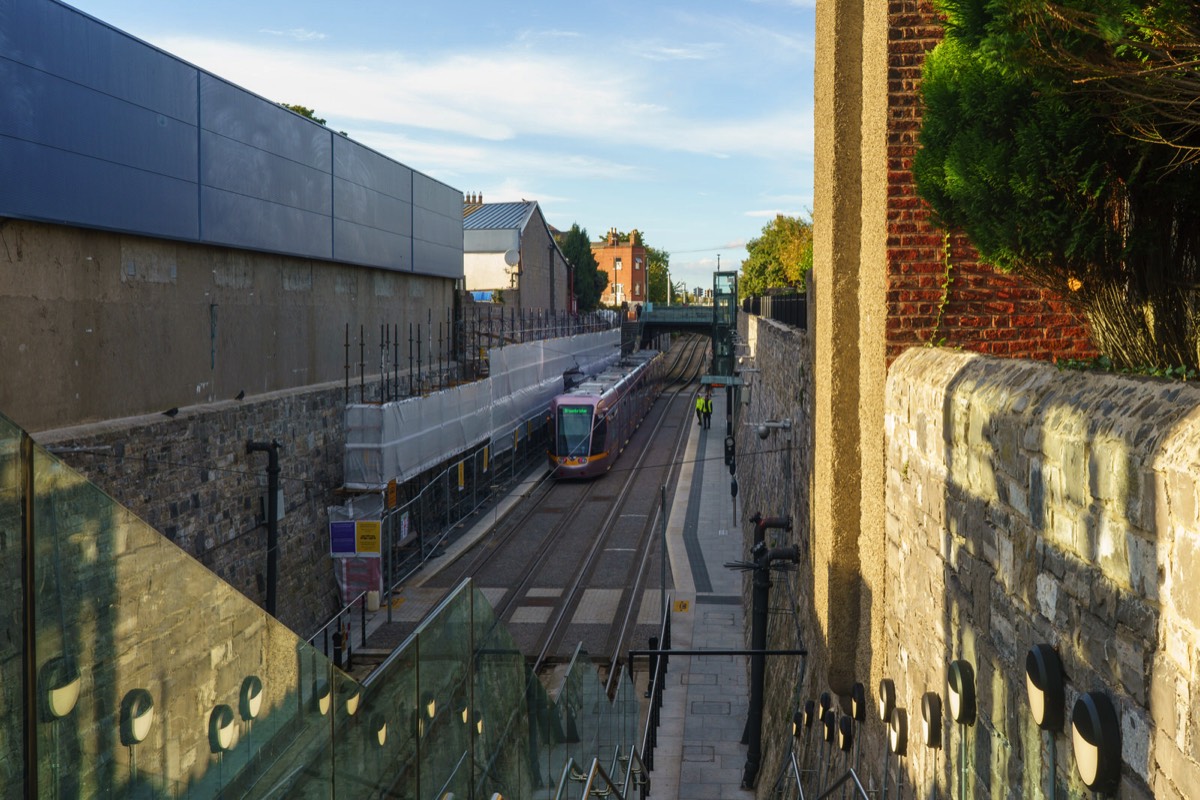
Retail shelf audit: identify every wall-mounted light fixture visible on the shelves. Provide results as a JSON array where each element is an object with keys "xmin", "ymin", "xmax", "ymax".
[
  {"xmin": 802, "ymin": 699, "xmax": 817, "ymax": 730},
  {"xmin": 818, "ymin": 691, "xmax": 832, "ymax": 716},
  {"xmin": 459, "ymin": 701, "xmax": 470, "ymax": 725},
  {"xmin": 473, "ymin": 710, "xmax": 484, "ymax": 736},
  {"xmin": 422, "ymin": 691, "xmax": 437, "ymax": 719},
  {"xmin": 754, "ymin": 418, "xmax": 792, "ymax": 441},
  {"xmin": 1026, "ymin": 644, "xmax": 1065, "ymax": 731},
  {"xmin": 850, "ymin": 682, "xmax": 868, "ymax": 722},
  {"xmin": 947, "ymin": 660, "xmax": 977, "ymax": 726},
  {"xmin": 119, "ymin": 689, "xmax": 155, "ymax": 746},
  {"xmin": 878, "ymin": 679, "xmax": 896, "ymax": 724},
  {"xmin": 209, "ymin": 704, "xmax": 236, "ymax": 753},
  {"xmin": 888, "ymin": 708, "xmax": 908, "ymax": 757},
  {"xmin": 40, "ymin": 656, "xmax": 82, "ymax": 721},
  {"xmin": 793, "ymin": 710, "xmax": 804, "ymax": 738},
  {"xmin": 344, "ymin": 687, "xmax": 361, "ymax": 717},
  {"xmin": 1071, "ymin": 691, "xmax": 1121, "ymax": 794},
  {"xmin": 821, "ymin": 709, "xmax": 837, "ymax": 744},
  {"xmin": 921, "ymin": 693, "xmax": 942, "ymax": 749},
  {"xmin": 837, "ymin": 715, "xmax": 854, "ymax": 752},
  {"xmin": 312, "ymin": 679, "xmax": 331, "ymax": 716},
  {"xmin": 239, "ymin": 676, "xmax": 263, "ymax": 722},
  {"xmin": 372, "ymin": 714, "xmax": 387, "ymax": 747}
]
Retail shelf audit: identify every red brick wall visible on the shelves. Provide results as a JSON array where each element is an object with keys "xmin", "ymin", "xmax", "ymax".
[{"xmin": 885, "ymin": 0, "xmax": 1095, "ymax": 365}]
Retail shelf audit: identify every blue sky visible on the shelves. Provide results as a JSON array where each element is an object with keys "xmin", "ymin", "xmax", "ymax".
[{"xmin": 67, "ymin": 0, "xmax": 815, "ymax": 294}]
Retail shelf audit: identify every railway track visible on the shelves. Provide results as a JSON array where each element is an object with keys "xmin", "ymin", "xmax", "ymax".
[{"xmin": 420, "ymin": 334, "xmax": 708, "ymax": 683}]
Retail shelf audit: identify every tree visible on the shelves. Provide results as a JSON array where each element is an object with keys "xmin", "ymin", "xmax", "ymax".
[
  {"xmin": 1018, "ymin": 2, "xmax": 1200, "ymax": 163},
  {"xmin": 913, "ymin": 0, "xmax": 1200, "ymax": 370},
  {"xmin": 280, "ymin": 103, "xmax": 326, "ymax": 125},
  {"xmin": 560, "ymin": 224, "xmax": 607, "ymax": 312},
  {"xmin": 739, "ymin": 215, "xmax": 813, "ymax": 296},
  {"xmin": 646, "ymin": 245, "xmax": 673, "ymax": 303}
]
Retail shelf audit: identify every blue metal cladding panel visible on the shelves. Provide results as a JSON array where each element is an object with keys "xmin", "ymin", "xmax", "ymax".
[
  {"xmin": 0, "ymin": 0, "xmax": 200, "ymax": 237},
  {"xmin": 201, "ymin": 130, "xmax": 332, "ymax": 216},
  {"xmin": 199, "ymin": 74, "xmax": 331, "ymax": 171},
  {"xmin": 2, "ymin": 0, "xmax": 199, "ymax": 124},
  {"xmin": 0, "ymin": 59, "xmax": 198, "ymax": 182},
  {"xmin": 0, "ymin": 135, "xmax": 199, "ymax": 239},
  {"xmin": 333, "ymin": 134, "xmax": 411, "ymax": 201},
  {"xmin": 200, "ymin": 185, "xmax": 332, "ymax": 258},
  {"xmin": 334, "ymin": 217, "xmax": 409, "ymax": 271},
  {"xmin": 411, "ymin": 172, "xmax": 464, "ymax": 278},
  {"xmin": 198, "ymin": 74, "xmax": 334, "ymax": 258}
]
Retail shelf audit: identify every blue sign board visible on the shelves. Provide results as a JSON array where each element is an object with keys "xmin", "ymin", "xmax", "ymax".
[{"xmin": 329, "ymin": 521, "xmax": 357, "ymax": 556}]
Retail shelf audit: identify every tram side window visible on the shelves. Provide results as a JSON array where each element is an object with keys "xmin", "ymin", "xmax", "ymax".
[
  {"xmin": 558, "ymin": 406, "xmax": 593, "ymax": 457},
  {"xmin": 591, "ymin": 415, "xmax": 608, "ymax": 456}
]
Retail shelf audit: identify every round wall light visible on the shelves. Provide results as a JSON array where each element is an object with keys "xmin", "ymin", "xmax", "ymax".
[
  {"xmin": 372, "ymin": 714, "xmax": 387, "ymax": 747},
  {"xmin": 947, "ymin": 660, "xmax": 977, "ymax": 726},
  {"xmin": 40, "ymin": 656, "xmax": 82, "ymax": 721},
  {"xmin": 819, "ymin": 691, "xmax": 832, "ymax": 715},
  {"xmin": 312, "ymin": 679, "xmax": 331, "ymax": 717},
  {"xmin": 837, "ymin": 715, "xmax": 854, "ymax": 752},
  {"xmin": 1071, "ymin": 691, "xmax": 1121, "ymax": 794},
  {"xmin": 803, "ymin": 699, "xmax": 816, "ymax": 730},
  {"xmin": 792, "ymin": 711, "xmax": 804, "ymax": 738},
  {"xmin": 208, "ymin": 704, "xmax": 236, "ymax": 753},
  {"xmin": 119, "ymin": 688, "xmax": 155, "ymax": 746},
  {"xmin": 239, "ymin": 676, "xmax": 263, "ymax": 722},
  {"xmin": 888, "ymin": 708, "xmax": 908, "ymax": 757},
  {"xmin": 821, "ymin": 709, "xmax": 837, "ymax": 743},
  {"xmin": 921, "ymin": 693, "xmax": 942, "ymax": 749},
  {"xmin": 878, "ymin": 678, "xmax": 896, "ymax": 723},
  {"xmin": 344, "ymin": 687, "xmax": 361, "ymax": 717},
  {"xmin": 1026, "ymin": 644, "xmax": 1065, "ymax": 731},
  {"xmin": 851, "ymin": 682, "xmax": 867, "ymax": 722}
]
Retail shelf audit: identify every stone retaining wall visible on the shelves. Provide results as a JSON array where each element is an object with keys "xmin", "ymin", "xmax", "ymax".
[{"xmin": 737, "ymin": 322, "xmax": 1200, "ymax": 798}]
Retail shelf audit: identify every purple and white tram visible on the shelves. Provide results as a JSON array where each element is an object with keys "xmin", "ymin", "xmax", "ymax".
[{"xmin": 547, "ymin": 350, "xmax": 666, "ymax": 479}]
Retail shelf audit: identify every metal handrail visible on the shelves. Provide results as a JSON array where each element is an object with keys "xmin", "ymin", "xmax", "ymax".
[
  {"xmin": 637, "ymin": 592, "xmax": 672, "ymax": 769},
  {"xmin": 578, "ymin": 757, "xmax": 626, "ymax": 800},
  {"xmin": 621, "ymin": 747, "xmax": 650, "ymax": 800},
  {"xmin": 553, "ymin": 758, "xmax": 587, "ymax": 800},
  {"xmin": 306, "ymin": 589, "xmax": 368, "ymax": 663},
  {"xmin": 785, "ymin": 751, "xmax": 806, "ymax": 800},
  {"xmin": 814, "ymin": 769, "xmax": 870, "ymax": 800}
]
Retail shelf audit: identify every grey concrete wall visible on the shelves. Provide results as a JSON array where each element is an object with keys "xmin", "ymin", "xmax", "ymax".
[{"xmin": 0, "ymin": 219, "xmax": 455, "ymax": 432}]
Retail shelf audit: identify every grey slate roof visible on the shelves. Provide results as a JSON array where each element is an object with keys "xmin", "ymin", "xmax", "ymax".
[{"xmin": 463, "ymin": 201, "xmax": 538, "ymax": 231}]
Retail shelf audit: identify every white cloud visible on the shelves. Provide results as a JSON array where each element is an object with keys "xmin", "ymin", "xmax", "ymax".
[
  {"xmin": 744, "ymin": 208, "xmax": 809, "ymax": 219},
  {"xmin": 259, "ymin": 28, "xmax": 327, "ymax": 42},
  {"xmin": 157, "ymin": 36, "xmax": 811, "ymax": 159},
  {"xmin": 635, "ymin": 41, "xmax": 724, "ymax": 61}
]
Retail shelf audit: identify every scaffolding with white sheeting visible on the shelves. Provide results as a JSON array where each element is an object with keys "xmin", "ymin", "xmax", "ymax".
[{"xmin": 342, "ymin": 329, "xmax": 621, "ymax": 490}]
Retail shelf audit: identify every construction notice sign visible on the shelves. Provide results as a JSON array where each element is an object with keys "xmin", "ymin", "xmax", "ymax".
[
  {"xmin": 330, "ymin": 520, "xmax": 381, "ymax": 558},
  {"xmin": 355, "ymin": 521, "xmax": 381, "ymax": 556}
]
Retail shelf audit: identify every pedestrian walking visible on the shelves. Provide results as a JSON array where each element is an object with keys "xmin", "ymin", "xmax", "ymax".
[
  {"xmin": 702, "ymin": 390, "xmax": 713, "ymax": 429},
  {"xmin": 695, "ymin": 392, "xmax": 705, "ymax": 427}
]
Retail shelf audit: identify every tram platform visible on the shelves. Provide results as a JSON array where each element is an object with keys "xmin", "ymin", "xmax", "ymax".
[{"xmin": 652, "ymin": 389, "xmax": 754, "ymax": 799}]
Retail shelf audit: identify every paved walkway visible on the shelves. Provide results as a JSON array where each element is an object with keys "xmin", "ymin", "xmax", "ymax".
[{"xmin": 651, "ymin": 389, "xmax": 754, "ymax": 800}]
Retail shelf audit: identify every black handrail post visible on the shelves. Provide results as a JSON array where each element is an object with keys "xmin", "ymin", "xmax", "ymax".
[
  {"xmin": 741, "ymin": 514, "xmax": 795, "ymax": 789},
  {"xmin": 246, "ymin": 439, "xmax": 281, "ymax": 617}
]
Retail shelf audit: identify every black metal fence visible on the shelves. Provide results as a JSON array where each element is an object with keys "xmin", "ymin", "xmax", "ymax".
[{"xmin": 742, "ymin": 294, "xmax": 807, "ymax": 330}]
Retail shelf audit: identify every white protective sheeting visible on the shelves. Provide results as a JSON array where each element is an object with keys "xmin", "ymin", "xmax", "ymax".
[{"xmin": 343, "ymin": 329, "xmax": 620, "ymax": 489}]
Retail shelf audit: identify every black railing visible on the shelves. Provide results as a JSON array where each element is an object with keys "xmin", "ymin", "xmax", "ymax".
[{"xmin": 742, "ymin": 294, "xmax": 807, "ymax": 330}]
